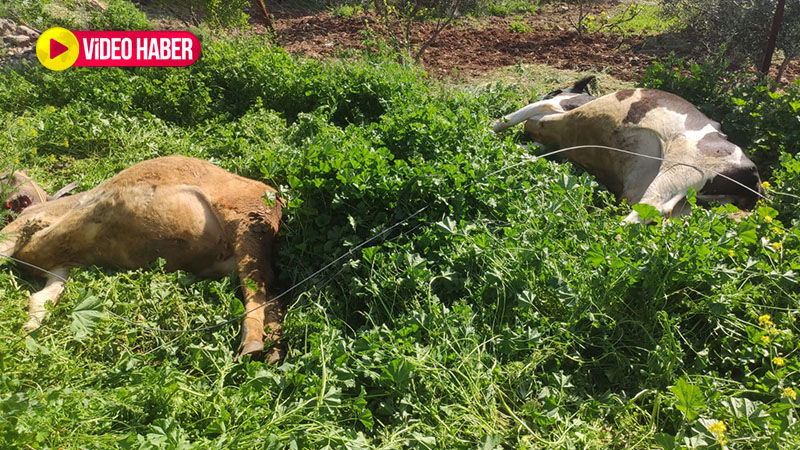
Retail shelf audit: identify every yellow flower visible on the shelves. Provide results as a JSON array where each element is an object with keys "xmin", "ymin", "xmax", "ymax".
[
  {"xmin": 728, "ymin": 249, "xmax": 735, "ymax": 257},
  {"xmin": 49, "ymin": 105, "xmax": 56, "ymax": 112},
  {"xmin": 759, "ymin": 314, "xmax": 774, "ymax": 327},
  {"xmin": 762, "ymin": 181, "xmax": 771, "ymax": 190},
  {"xmin": 772, "ymin": 242, "xmax": 782, "ymax": 251},
  {"xmin": 32, "ymin": 147, "xmax": 37, "ymax": 155},
  {"xmin": 769, "ymin": 327, "xmax": 779, "ymax": 336},
  {"xmin": 49, "ymin": 154, "xmax": 56, "ymax": 161},
  {"xmin": 762, "ymin": 335, "xmax": 771, "ymax": 344},
  {"xmin": 773, "ymin": 357, "xmax": 786, "ymax": 367},
  {"xmin": 29, "ymin": 129, "xmax": 37, "ymax": 137},
  {"xmin": 708, "ymin": 420, "xmax": 727, "ymax": 445},
  {"xmin": 13, "ymin": 157, "xmax": 20, "ymax": 165},
  {"xmin": 783, "ymin": 387, "xmax": 797, "ymax": 400},
  {"xmin": 63, "ymin": 140, "xmax": 69, "ymax": 148},
  {"xmin": 708, "ymin": 420, "xmax": 726, "ymax": 434},
  {"xmin": 764, "ymin": 215, "xmax": 773, "ymax": 223},
  {"xmin": 772, "ymin": 226, "xmax": 783, "ymax": 234}
]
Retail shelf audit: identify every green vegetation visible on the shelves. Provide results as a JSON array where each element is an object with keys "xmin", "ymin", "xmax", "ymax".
[
  {"xmin": 324, "ymin": 0, "xmax": 540, "ymax": 18},
  {"xmin": 480, "ymin": 0, "xmax": 539, "ymax": 17},
  {"xmin": 189, "ymin": 0, "xmax": 251, "ymax": 29},
  {"xmin": 611, "ymin": 4, "xmax": 677, "ymax": 35},
  {"xmin": 575, "ymin": 3, "xmax": 674, "ymax": 37},
  {"xmin": 0, "ymin": 0, "xmax": 151, "ymax": 31},
  {"xmin": 331, "ymin": 3, "xmax": 364, "ymax": 18},
  {"xmin": 1, "ymin": 9, "xmax": 800, "ymax": 450},
  {"xmin": 508, "ymin": 19, "xmax": 532, "ymax": 33},
  {"xmin": 658, "ymin": 0, "xmax": 800, "ymax": 74},
  {"xmin": 91, "ymin": 0, "xmax": 153, "ymax": 31},
  {"xmin": 0, "ymin": 0, "xmax": 247, "ymax": 31}
]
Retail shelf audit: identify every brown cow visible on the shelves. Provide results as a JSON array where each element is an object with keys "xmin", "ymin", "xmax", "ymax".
[{"xmin": 0, "ymin": 156, "xmax": 283, "ymax": 362}]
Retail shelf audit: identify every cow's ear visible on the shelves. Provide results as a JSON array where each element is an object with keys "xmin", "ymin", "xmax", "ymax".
[
  {"xmin": 570, "ymin": 76, "xmax": 596, "ymax": 95},
  {"xmin": 49, "ymin": 181, "xmax": 80, "ymax": 201},
  {"xmin": 3, "ymin": 172, "xmax": 48, "ymax": 206}
]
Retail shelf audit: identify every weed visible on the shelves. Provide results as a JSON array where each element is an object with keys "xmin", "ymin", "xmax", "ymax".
[
  {"xmin": 508, "ymin": 19, "xmax": 532, "ymax": 33},
  {"xmin": 0, "ymin": 36, "xmax": 798, "ymax": 449},
  {"xmin": 331, "ymin": 3, "xmax": 363, "ymax": 18},
  {"xmin": 91, "ymin": 0, "xmax": 153, "ymax": 31},
  {"xmin": 616, "ymin": 4, "xmax": 677, "ymax": 35},
  {"xmin": 481, "ymin": 0, "xmax": 539, "ymax": 17}
]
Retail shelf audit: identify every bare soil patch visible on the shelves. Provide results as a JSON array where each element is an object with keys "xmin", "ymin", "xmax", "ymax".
[
  {"xmin": 273, "ymin": 12, "xmax": 653, "ymax": 81},
  {"xmin": 259, "ymin": 2, "xmax": 799, "ymax": 84}
]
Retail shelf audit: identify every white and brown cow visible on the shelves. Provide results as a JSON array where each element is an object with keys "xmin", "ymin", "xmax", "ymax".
[
  {"xmin": 493, "ymin": 77, "xmax": 764, "ymax": 222},
  {"xmin": 0, "ymin": 156, "xmax": 283, "ymax": 362}
]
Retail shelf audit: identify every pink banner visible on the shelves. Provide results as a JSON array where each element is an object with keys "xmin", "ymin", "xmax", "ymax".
[{"xmin": 72, "ymin": 31, "xmax": 201, "ymax": 67}]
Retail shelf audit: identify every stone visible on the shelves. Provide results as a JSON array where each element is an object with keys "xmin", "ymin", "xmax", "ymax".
[
  {"xmin": 5, "ymin": 35, "xmax": 32, "ymax": 46},
  {"xmin": 0, "ymin": 18, "xmax": 15, "ymax": 33},
  {"xmin": 17, "ymin": 25, "xmax": 38, "ymax": 37}
]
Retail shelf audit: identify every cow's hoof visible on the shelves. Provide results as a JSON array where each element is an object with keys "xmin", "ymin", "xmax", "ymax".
[
  {"xmin": 22, "ymin": 319, "xmax": 41, "ymax": 331},
  {"xmin": 239, "ymin": 340, "xmax": 264, "ymax": 358},
  {"xmin": 266, "ymin": 346, "xmax": 283, "ymax": 365}
]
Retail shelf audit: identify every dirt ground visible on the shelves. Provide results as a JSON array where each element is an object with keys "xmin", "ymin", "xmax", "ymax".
[
  {"xmin": 255, "ymin": 1, "xmax": 799, "ymax": 84},
  {"xmin": 273, "ymin": 11, "xmax": 650, "ymax": 80},
  {"xmin": 5, "ymin": 1, "xmax": 795, "ymax": 84}
]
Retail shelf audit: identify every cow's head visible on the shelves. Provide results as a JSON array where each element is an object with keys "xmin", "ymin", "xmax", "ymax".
[
  {"xmin": 1, "ymin": 171, "xmax": 47, "ymax": 224},
  {"xmin": 697, "ymin": 150, "xmax": 765, "ymax": 210}
]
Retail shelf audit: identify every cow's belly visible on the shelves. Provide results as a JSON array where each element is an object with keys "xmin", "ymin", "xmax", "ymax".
[{"xmin": 21, "ymin": 185, "xmax": 237, "ymax": 277}]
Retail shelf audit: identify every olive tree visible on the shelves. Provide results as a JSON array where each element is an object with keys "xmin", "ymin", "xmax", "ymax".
[
  {"xmin": 372, "ymin": 0, "xmax": 473, "ymax": 63},
  {"xmin": 659, "ymin": 0, "xmax": 800, "ymax": 82}
]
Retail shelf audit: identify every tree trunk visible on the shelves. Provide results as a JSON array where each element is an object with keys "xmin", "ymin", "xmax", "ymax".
[
  {"xmin": 255, "ymin": 0, "xmax": 274, "ymax": 33},
  {"xmin": 760, "ymin": 0, "xmax": 786, "ymax": 75},
  {"xmin": 774, "ymin": 53, "xmax": 795, "ymax": 85}
]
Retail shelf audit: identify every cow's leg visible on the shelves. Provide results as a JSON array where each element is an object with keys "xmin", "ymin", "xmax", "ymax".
[
  {"xmin": 623, "ymin": 164, "xmax": 706, "ymax": 223},
  {"xmin": 231, "ymin": 214, "xmax": 282, "ymax": 363},
  {"xmin": 22, "ymin": 267, "xmax": 69, "ymax": 331},
  {"xmin": 0, "ymin": 232, "xmax": 16, "ymax": 262}
]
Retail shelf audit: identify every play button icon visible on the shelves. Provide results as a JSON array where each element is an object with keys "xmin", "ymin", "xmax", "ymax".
[
  {"xmin": 36, "ymin": 27, "xmax": 79, "ymax": 71},
  {"xmin": 50, "ymin": 38, "xmax": 69, "ymax": 59}
]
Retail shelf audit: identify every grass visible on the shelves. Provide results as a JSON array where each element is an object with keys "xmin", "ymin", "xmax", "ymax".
[
  {"xmin": 0, "ymin": 9, "xmax": 799, "ymax": 450},
  {"xmin": 0, "ymin": 0, "xmax": 151, "ymax": 31},
  {"xmin": 331, "ymin": 3, "xmax": 363, "ymax": 18},
  {"xmin": 508, "ymin": 19, "xmax": 532, "ymax": 34},
  {"xmin": 617, "ymin": 4, "xmax": 679, "ymax": 34},
  {"xmin": 471, "ymin": 62, "xmax": 635, "ymax": 102},
  {"xmin": 583, "ymin": 4, "xmax": 679, "ymax": 36},
  {"xmin": 480, "ymin": 0, "xmax": 539, "ymax": 17}
]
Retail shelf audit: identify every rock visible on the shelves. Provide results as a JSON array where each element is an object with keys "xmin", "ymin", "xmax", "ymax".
[
  {"xmin": 17, "ymin": 25, "xmax": 38, "ymax": 37},
  {"xmin": 5, "ymin": 35, "xmax": 32, "ymax": 46},
  {"xmin": 0, "ymin": 18, "xmax": 14, "ymax": 33},
  {"xmin": 86, "ymin": 0, "xmax": 108, "ymax": 11}
]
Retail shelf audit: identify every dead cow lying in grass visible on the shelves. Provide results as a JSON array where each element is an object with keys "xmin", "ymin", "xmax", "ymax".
[
  {"xmin": 493, "ymin": 77, "xmax": 765, "ymax": 222},
  {"xmin": 0, "ymin": 156, "xmax": 283, "ymax": 362}
]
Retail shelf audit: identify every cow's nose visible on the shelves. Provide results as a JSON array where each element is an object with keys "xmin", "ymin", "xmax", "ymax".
[{"xmin": 745, "ymin": 164, "xmax": 766, "ymax": 197}]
